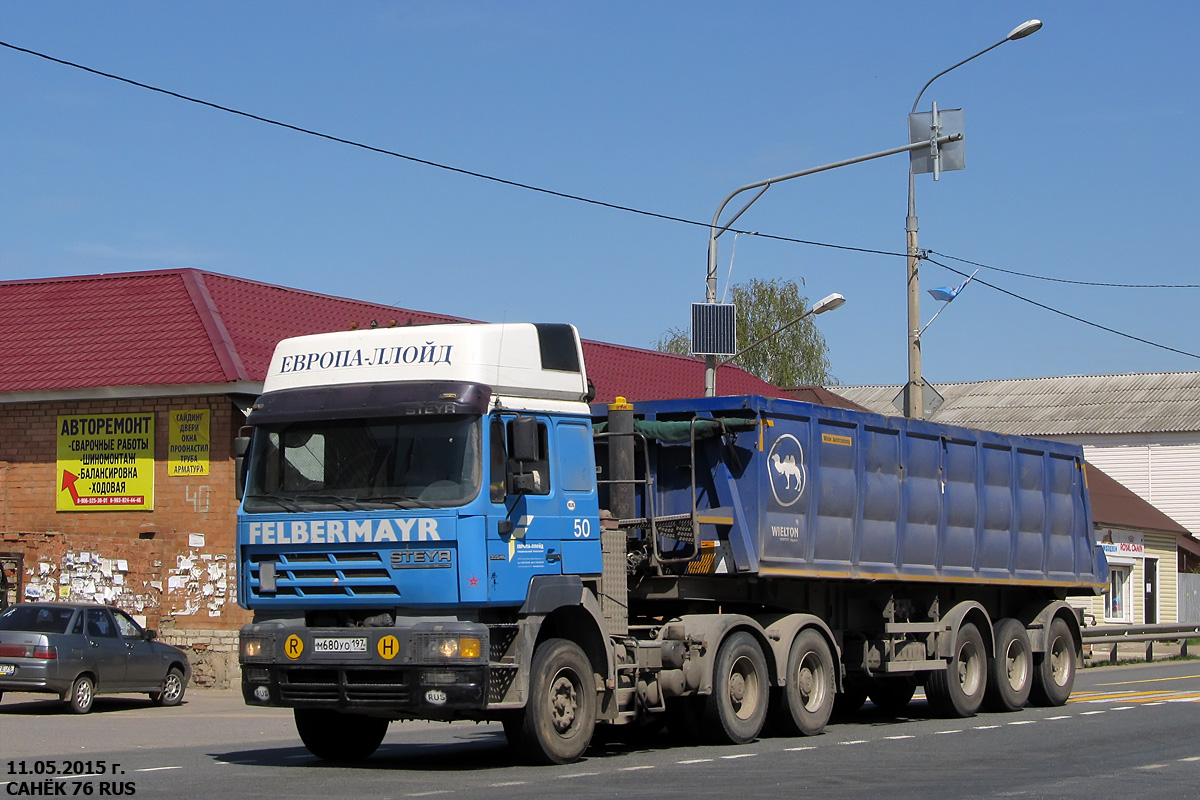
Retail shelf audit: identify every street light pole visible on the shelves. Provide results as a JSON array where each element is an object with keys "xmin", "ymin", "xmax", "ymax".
[
  {"xmin": 703, "ymin": 137, "xmax": 963, "ymax": 397},
  {"xmin": 903, "ymin": 19, "xmax": 1042, "ymax": 420}
]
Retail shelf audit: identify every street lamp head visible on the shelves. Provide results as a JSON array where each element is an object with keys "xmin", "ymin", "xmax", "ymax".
[
  {"xmin": 812, "ymin": 293, "xmax": 846, "ymax": 315},
  {"xmin": 1006, "ymin": 19, "xmax": 1043, "ymax": 41}
]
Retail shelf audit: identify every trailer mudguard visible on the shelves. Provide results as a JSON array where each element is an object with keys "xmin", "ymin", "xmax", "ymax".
[
  {"xmin": 937, "ymin": 601, "xmax": 995, "ymax": 659},
  {"xmin": 756, "ymin": 613, "xmax": 843, "ymax": 690}
]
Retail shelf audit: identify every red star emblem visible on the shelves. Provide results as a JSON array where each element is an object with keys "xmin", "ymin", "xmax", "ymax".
[{"xmin": 469, "ymin": 575, "xmax": 479, "ymax": 587}]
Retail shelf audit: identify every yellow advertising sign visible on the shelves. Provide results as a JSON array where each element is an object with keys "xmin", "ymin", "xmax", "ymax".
[
  {"xmin": 57, "ymin": 413, "xmax": 155, "ymax": 511},
  {"xmin": 169, "ymin": 410, "xmax": 210, "ymax": 476}
]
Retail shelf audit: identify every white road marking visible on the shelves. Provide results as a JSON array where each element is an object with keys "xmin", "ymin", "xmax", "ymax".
[
  {"xmin": 619, "ymin": 765, "xmax": 655, "ymax": 771},
  {"xmin": 1045, "ymin": 715, "xmax": 1072, "ymax": 720},
  {"xmin": 557, "ymin": 772, "xmax": 600, "ymax": 778},
  {"xmin": 721, "ymin": 754, "xmax": 757, "ymax": 759},
  {"xmin": 784, "ymin": 747, "xmax": 815, "ymax": 752},
  {"xmin": 1080, "ymin": 711, "xmax": 1107, "ymax": 716},
  {"xmin": 1007, "ymin": 721, "xmax": 1037, "ymax": 726},
  {"xmin": 884, "ymin": 735, "xmax": 916, "ymax": 740},
  {"xmin": 136, "ymin": 766, "xmax": 183, "ymax": 772},
  {"xmin": 677, "ymin": 758, "xmax": 713, "ymax": 764}
]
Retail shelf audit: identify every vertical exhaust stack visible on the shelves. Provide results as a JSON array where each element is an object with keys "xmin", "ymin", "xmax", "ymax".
[{"xmin": 601, "ymin": 397, "xmax": 635, "ymax": 637}]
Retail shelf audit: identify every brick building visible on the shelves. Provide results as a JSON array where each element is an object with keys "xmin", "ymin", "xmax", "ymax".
[{"xmin": 1, "ymin": 269, "xmax": 785, "ymax": 685}]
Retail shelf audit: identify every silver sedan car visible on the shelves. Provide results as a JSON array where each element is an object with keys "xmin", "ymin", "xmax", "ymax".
[{"xmin": 0, "ymin": 602, "xmax": 191, "ymax": 713}]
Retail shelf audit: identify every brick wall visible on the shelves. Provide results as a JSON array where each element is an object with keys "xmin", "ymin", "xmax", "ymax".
[{"xmin": 0, "ymin": 394, "xmax": 251, "ymax": 640}]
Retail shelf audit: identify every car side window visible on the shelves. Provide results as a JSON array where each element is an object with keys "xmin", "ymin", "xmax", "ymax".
[
  {"xmin": 86, "ymin": 609, "xmax": 116, "ymax": 638},
  {"xmin": 70, "ymin": 613, "xmax": 84, "ymax": 635},
  {"xmin": 112, "ymin": 609, "xmax": 142, "ymax": 638}
]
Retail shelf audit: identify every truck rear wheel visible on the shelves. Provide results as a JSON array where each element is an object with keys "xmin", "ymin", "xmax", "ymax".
[
  {"xmin": 1029, "ymin": 617, "xmax": 1076, "ymax": 707},
  {"xmin": 703, "ymin": 631, "xmax": 768, "ymax": 744},
  {"xmin": 925, "ymin": 622, "xmax": 986, "ymax": 718},
  {"xmin": 514, "ymin": 638, "xmax": 597, "ymax": 764},
  {"xmin": 772, "ymin": 628, "xmax": 834, "ymax": 736},
  {"xmin": 985, "ymin": 618, "xmax": 1032, "ymax": 712},
  {"xmin": 294, "ymin": 709, "xmax": 389, "ymax": 762}
]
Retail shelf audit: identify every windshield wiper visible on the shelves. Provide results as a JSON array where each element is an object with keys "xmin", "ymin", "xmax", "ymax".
[
  {"xmin": 245, "ymin": 495, "xmax": 304, "ymax": 512},
  {"xmin": 291, "ymin": 494, "xmax": 368, "ymax": 511},
  {"xmin": 358, "ymin": 494, "xmax": 421, "ymax": 509}
]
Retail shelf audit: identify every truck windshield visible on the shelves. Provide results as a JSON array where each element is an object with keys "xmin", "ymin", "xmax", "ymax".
[{"xmin": 243, "ymin": 416, "xmax": 482, "ymax": 512}]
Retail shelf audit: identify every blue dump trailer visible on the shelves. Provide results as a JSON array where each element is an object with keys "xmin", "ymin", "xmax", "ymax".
[{"xmin": 236, "ymin": 323, "xmax": 1107, "ymax": 764}]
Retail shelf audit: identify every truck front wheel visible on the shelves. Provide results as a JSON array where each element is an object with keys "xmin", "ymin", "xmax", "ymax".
[
  {"xmin": 294, "ymin": 709, "xmax": 389, "ymax": 762},
  {"xmin": 704, "ymin": 631, "xmax": 769, "ymax": 744},
  {"xmin": 514, "ymin": 638, "xmax": 598, "ymax": 765},
  {"xmin": 925, "ymin": 622, "xmax": 986, "ymax": 718}
]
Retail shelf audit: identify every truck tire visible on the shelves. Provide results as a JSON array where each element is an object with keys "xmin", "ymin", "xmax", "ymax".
[
  {"xmin": 514, "ymin": 638, "xmax": 597, "ymax": 764},
  {"xmin": 772, "ymin": 628, "xmax": 834, "ymax": 736},
  {"xmin": 868, "ymin": 678, "xmax": 916, "ymax": 715},
  {"xmin": 703, "ymin": 631, "xmax": 769, "ymax": 744},
  {"xmin": 294, "ymin": 709, "xmax": 389, "ymax": 762},
  {"xmin": 1029, "ymin": 617, "xmax": 1076, "ymax": 707},
  {"xmin": 925, "ymin": 622, "xmax": 986, "ymax": 718},
  {"xmin": 985, "ymin": 618, "xmax": 1032, "ymax": 712}
]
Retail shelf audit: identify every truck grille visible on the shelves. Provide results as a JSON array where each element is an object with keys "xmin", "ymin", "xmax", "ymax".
[
  {"xmin": 280, "ymin": 666, "xmax": 413, "ymax": 704},
  {"xmin": 248, "ymin": 552, "xmax": 401, "ymax": 599}
]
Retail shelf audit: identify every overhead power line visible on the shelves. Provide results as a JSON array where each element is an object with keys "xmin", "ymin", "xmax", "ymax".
[
  {"xmin": 4, "ymin": 40, "xmax": 1196, "ymax": 362},
  {"xmin": 928, "ymin": 250, "xmax": 1200, "ymax": 289},
  {"xmin": 924, "ymin": 257, "xmax": 1200, "ymax": 360},
  {"xmin": 0, "ymin": 39, "xmax": 901, "ymax": 259}
]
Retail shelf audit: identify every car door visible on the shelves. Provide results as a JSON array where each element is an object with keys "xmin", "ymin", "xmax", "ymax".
[
  {"xmin": 83, "ymin": 608, "xmax": 128, "ymax": 690},
  {"xmin": 112, "ymin": 608, "xmax": 163, "ymax": 690}
]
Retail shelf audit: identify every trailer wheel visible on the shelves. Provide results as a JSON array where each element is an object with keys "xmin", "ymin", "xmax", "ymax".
[
  {"xmin": 515, "ymin": 638, "xmax": 597, "ymax": 764},
  {"xmin": 925, "ymin": 622, "xmax": 986, "ymax": 718},
  {"xmin": 868, "ymin": 678, "xmax": 916, "ymax": 715},
  {"xmin": 985, "ymin": 618, "xmax": 1032, "ymax": 712},
  {"xmin": 772, "ymin": 628, "xmax": 834, "ymax": 736},
  {"xmin": 703, "ymin": 631, "xmax": 769, "ymax": 744},
  {"xmin": 294, "ymin": 709, "xmax": 389, "ymax": 762},
  {"xmin": 1029, "ymin": 617, "xmax": 1076, "ymax": 707}
]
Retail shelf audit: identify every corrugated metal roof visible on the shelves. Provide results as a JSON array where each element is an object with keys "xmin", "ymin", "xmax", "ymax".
[{"xmin": 833, "ymin": 373, "xmax": 1200, "ymax": 435}]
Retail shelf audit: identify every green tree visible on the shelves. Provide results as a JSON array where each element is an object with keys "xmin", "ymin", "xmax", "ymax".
[{"xmin": 654, "ymin": 277, "xmax": 836, "ymax": 386}]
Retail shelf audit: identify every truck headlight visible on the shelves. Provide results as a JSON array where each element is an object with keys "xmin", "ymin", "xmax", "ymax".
[
  {"xmin": 436, "ymin": 637, "xmax": 481, "ymax": 659},
  {"xmin": 241, "ymin": 637, "xmax": 270, "ymax": 660}
]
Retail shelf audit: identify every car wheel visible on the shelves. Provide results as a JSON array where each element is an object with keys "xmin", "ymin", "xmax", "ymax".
[
  {"xmin": 151, "ymin": 668, "xmax": 186, "ymax": 707},
  {"xmin": 68, "ymin": 675, "xmax": 95, "ymax": 714}
]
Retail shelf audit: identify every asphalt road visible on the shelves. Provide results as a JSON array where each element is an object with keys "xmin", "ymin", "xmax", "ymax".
[{"xmin": 2, "ymin": 660, "xmax": 1197, "ymax": 799}]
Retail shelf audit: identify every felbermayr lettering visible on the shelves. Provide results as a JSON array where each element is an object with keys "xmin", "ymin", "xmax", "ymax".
[{"xmin": 246, "ymin": 517, "xmax": 442, "ymax": 545}]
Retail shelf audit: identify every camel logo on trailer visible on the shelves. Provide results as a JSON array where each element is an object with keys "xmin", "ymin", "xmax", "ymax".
[{"xmin": 767, "ymin": 434, "xmax": 806, "ymax": 508}]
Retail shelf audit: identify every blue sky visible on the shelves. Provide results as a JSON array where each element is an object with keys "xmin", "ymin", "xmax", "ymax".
[{"xmin": 2, "ymin": 2, "xmax": 1197, "ymax": 388}]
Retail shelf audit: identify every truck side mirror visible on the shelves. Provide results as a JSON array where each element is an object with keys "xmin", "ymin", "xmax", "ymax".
[
  {"xmin": 507, "ymin": 417, "xmax": 544, "ymax": 495},
  {"xmin": 234, "ymin": 426, "xmax": 252, "ymax": 501},
  {"xmin": 510, "ymin": 416, "xmax": 539, "ymax": 462}
]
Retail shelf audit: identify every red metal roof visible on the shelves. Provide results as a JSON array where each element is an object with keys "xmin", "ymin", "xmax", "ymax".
[{"xmin": 0, "ymin": 269, "xmax": 785, "ymax": 402}]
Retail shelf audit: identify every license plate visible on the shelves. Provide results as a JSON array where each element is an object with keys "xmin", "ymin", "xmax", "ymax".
[
  {"xmin": 0, "ymin": 664, "xmax": 15, "ymax": 676},
  {"xmin": 313, "ymin": 637, "xmax": 368, "ymax": 653}
]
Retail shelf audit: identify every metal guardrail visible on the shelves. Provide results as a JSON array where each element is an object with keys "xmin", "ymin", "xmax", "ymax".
[{"xmin": 1081, "ymin": 622, "xmax": 1200, "ymax": 663}]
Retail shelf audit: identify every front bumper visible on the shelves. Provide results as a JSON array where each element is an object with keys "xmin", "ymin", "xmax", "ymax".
[{"xmin": 239, "ymin": 620, "xmax": 491, "ymax": 713}]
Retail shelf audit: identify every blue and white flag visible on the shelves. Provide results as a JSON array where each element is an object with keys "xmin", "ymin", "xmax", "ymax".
[{"xmin": 928, "ymin": 275, "xmax": 971, "ymax": 302}]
